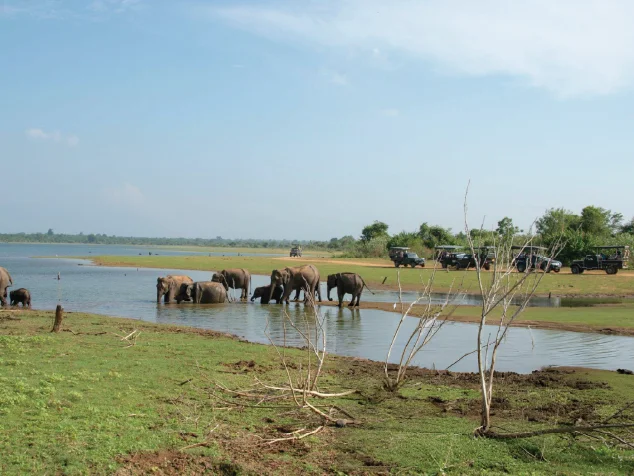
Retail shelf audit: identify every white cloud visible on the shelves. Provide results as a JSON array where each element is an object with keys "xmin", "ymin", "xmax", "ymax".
[
  {"xmin": 382, "ymin": 108, "xmax": 400, "ymax": 117},
  {"xmin": 209, "ymin": 0, "xmax": 634, "ymax": 97},
  {"xmin": 25, "ymin": 128, "xmax": 79, "ymax": 147}
]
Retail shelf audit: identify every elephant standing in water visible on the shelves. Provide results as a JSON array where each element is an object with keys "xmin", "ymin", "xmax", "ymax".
[
  {"xmin": 327, "ymin": 273, "xmax": 373, "ymax": 307},
  {"xmin": 269, "ymin": 264, "xmax": 321, "ymax": 304},
  {"xmin": 211, "ymin": 269, "xmax": 251, "ymax": 300},
  {"xmin": 156, "ymin": 275, "xmax": 193, "ymax": 303},
  {"xmin": 185, "ymin": 282, "xmax": 227, "ymax": 304},
  {"xmin": 0, "ymin": 267, "xmax": 13, "ymax": 307},
  {"xmin": 251, "ymin": 284, "xmax": 284, "ymax": 304},
  {"xmin": 10, "ymin": 288, "xmax": 31, "ymax": 308}
]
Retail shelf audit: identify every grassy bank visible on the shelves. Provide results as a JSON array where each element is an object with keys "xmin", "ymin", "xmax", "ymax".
[
  {"xmin": 1, "ymin": 310, "xmax": 633, "ymax": 474},
  {"xmin": 323, "ymin": 301, "xmax": 634, "ymax": 336},
  {"xmin": 83, "ymin": 254, "xmax": 634, "ymax": 297}
]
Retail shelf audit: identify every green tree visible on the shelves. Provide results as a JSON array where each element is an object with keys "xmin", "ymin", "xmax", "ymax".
[
  {"xmin": 360, "ymin": 221, "xmax": 389, "ymax": 243},
  {"xmin": 418, "ymin": 223, "xmax": 454, "ymax": 249},
  {"xmin": 536, "ymin": 208, "xmax": 580, "ymax": 238},
  {"xmin": 579, "ymin": 206, "xmax": 621, "ymax": 236},
  {"xmin": 496, "ymin": 217, "xmax": 519, "ymax": 239},
  {"xmin": 47, "ymin": 228, "xmax": 54, "ymax": 236},
  {"xmin": 621, "ymin": 218, "xmax": 634, "ymax": 234}
]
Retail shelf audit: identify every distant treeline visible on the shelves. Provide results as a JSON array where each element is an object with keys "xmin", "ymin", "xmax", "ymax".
[
  {"xmin": 342, "ymin": 206, "xmax": 634, "ymax": 265},
  {"xmin": 2, "ymin": 205, "xmax": 634, "ymax": 265},
  {"xmin": 0, "ymin": 230, "xmax": 345, "ymax": 251}
]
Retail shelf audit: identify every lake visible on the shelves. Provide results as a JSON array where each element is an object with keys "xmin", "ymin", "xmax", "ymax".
[{"xmin": 1, "ymin": 243, "xmax": 633, "ymax": 373}]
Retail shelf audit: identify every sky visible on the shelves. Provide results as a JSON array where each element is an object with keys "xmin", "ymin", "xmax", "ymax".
[{"xmin": 2, "ymin": 0, "xmax": 634, "ymax": 240}]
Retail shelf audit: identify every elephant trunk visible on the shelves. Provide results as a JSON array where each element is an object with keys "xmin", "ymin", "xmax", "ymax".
[
  {"xmin": 327, "ymin": 283, "xmax": 334, "ymax": 301},
  {"xmin": 268, "ymin": 282, "xmax": 276, "ymax": 303},
  {"xmin": 156, "ymin": 287, "xmax": 162, "ymax": 303}
]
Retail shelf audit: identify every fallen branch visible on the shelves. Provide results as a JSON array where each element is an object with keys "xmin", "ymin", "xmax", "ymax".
[{"xmin": 259, "ymin": 425, "xmax": 324, "ymax": 446}]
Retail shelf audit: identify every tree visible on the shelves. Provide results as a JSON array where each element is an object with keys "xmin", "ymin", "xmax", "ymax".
[
  {"xmin": 621, "ymin": 217, "xmax": 634, "ymax": 234},
  {"xmin": 536, "ymin": 208, "xmax": 580, "ymax": 238},
  {"xmin": 360, "ymin": 221, "xmax": 389, "ymax": 243},
  {"xmin": 579, "ymin": 206, "xmax": 619, "ymax": 236},
  {"xmin": 47, "ymin": 228, "xmax": 54, "ymax": 236},
  {"xmin": 495, "ymin": 217, "xmax": 519, "ymax": 239},
  {"xmin": 418, "ymin": 223, "xmax": 454, "ymax": 249}
]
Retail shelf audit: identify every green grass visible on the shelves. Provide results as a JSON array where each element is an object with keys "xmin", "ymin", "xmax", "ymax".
[
  {"xmin": 84, "ymin": 254, "xmax": 634, "ymax": 297},
  {"xmin": 1, "ymin": 310, "xmax": 633, "ymax": 474},
  {"xmin": 452, "ymin": 302, "xmax": 634, "ymax": 331}
]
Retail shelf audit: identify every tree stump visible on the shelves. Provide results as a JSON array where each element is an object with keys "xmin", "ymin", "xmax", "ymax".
[{"xmin": 51, "ymin": 305, "xmax": 64, "ymax": 333}]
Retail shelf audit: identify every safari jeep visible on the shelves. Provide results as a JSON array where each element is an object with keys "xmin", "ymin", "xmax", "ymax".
[
  {"xmin": 570, "ymin": 245, "xmax": 630, "ymax": 275},
  {"xmin": 389, "ymin": 247, "xmax": 426, "ymax": 268}
]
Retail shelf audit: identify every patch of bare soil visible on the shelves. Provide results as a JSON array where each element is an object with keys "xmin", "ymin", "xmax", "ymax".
[
  {"xmin": 211, "ymin": 425, "xmax": 392, "ymax": 476},
  {"xmin": 116, "ymin": 450, "xmax": 237, "ymax": 475}
]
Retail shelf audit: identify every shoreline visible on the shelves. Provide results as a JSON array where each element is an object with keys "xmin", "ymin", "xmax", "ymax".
[{"xmin": 2, "ymin": 308, "xmax": 629, "ymax": 371}]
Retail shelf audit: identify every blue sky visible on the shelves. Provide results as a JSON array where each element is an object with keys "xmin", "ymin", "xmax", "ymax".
[{"xmin": 2, "ymin": 0, "xmax": 634, "ymax": 240}]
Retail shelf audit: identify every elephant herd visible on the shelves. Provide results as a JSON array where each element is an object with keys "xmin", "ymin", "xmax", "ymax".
[
  {"xmin": 0, "ymin": 266, "xmax": 31, "ymax": 308},
  {"xmin": 156, "ymin": 265, "xmax": 374, "ymax": 307}
]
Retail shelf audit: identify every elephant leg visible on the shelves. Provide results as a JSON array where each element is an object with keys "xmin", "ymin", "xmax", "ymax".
[
  {"xmin": 348, "ymin": 291, "xmax": 355, "ymax": 307},
  {"xmin": 293, "ymin": 287, "xmax": 301, "ymax": 302},
  {"xmin": 281, "ymin": 285, "xmax": 292, "ymax": 304},
  {"xmin": 337, "ymin": 286, "xmax": 344, "ymax": 307}
]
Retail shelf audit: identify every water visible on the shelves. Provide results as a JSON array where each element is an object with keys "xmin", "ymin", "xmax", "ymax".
[
  {"xmin": 363, "ymin": 289, "xmax": 565, "ymax": 307},
  {"xmin": 0, "ymin": 243, "xmax": 285, "ymax": 258},
  {"xmin": 2, "ymin": 244, "xmax": 633, "ymax": 374}
]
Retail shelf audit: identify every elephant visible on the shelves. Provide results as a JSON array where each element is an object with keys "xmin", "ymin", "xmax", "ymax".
[
  {"xmin": 156, "ymin": 275, "xmax": 193, "ymax": 303},
  {"xmin": 10, "ymin": 288, "xmax": 31, "ymax": 308},
  {"xmin": 269, "ymin": 264, "xmax": 322, "ymax": 304},
  {"xmin": 251, "ymin": 284, "xmax": 284, "ymax": 304},
  {"xmin": 0, "ymin": 266, "xmax": 13, "ymax": 307},
  {"xmin": 185, "ymin": 281, "xmax": 227, "ymax": 304},
  {"xmin": 211, "ymin": 269, "xmax": 251, "ymax": 300},
  {"xmin": 327, "ymin": 272, "xmax": 374, "ymax": 307}
]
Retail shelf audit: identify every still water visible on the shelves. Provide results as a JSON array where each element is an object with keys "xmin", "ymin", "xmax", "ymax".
[{"xmin": 1, "ymin": 244, "xmax": 633, "ymax": 373}]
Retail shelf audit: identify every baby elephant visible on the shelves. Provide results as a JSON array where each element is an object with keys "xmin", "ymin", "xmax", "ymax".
[
  {"xmin": 10, "ymin": 288, "xmax": 31, "ymax": 308},
  {"xmin": 251, "ymin": 285, "xmax": 284, "ymax": 304}
]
